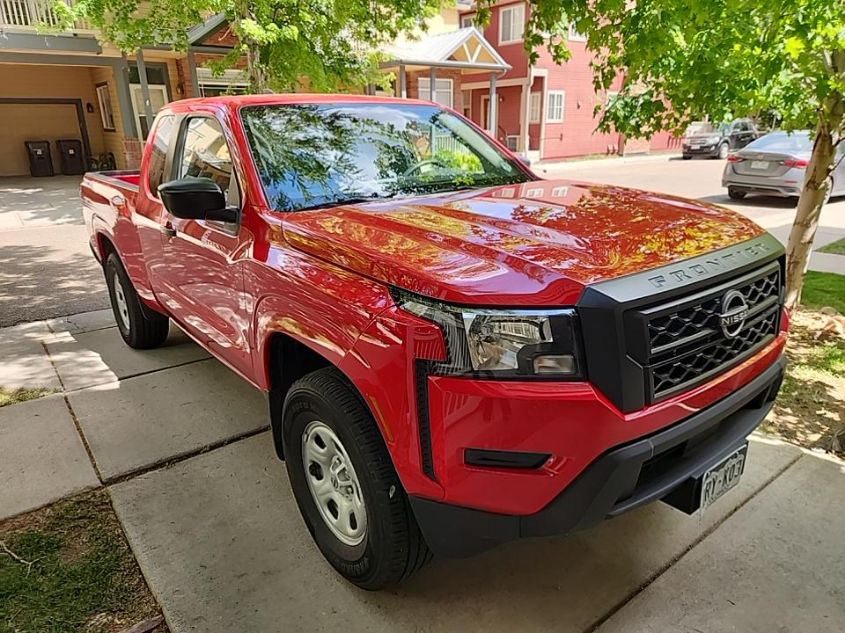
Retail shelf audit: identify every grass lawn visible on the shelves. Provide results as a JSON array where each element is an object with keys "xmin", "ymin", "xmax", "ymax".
[
  {"xmin": 0, "ymin": 386, "xmax": 57, "ymax": 408},
  {"xmin": 762, "ymin": 307, "xmax": 845, "ymax": 456},
  {"xmin": 818, "ymin": 237, "xmax": 845, "ymax": 256},
  {"xmin": 800, "ymin": 270, "xmax": 845, "ymax": 314},
  {"xmin": 0, "ymin": 491, "xmax": 166, "ymax": 633}
]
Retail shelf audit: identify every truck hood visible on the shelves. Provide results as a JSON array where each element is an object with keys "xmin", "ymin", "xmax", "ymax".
[{"xmin": 281, "ymin": 180, "xmax": 765, "ymax": 306}]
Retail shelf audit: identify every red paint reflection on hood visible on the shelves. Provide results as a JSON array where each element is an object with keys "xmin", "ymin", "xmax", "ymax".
[{"xmin": 282, "ymin": 180, "xmax": 766, "ymax": 306}]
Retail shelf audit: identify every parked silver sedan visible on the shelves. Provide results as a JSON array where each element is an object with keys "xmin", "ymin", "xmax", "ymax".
[{"xmin": 722, "ymin": 130, "xmax": 845, "ymax": 200}]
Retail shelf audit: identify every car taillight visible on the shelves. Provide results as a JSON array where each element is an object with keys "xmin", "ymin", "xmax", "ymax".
[
  {"xmin": 726, "ymin": 155, "xmax": 744, "ymax": 163},
  {"xmin": 782, "ymin": 158, "xmax": 809, "ymax": 168}
]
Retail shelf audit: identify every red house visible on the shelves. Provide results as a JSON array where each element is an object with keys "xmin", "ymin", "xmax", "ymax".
[{"xmin": 456, "ymin": 1, "xmax": 680, "ymax": 162}]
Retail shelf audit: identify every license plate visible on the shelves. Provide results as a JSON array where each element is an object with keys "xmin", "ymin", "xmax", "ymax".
[
  {"xmin": 690, "ymin": 144, "xmax": 702, "ymax": 149},
  {"xmin": 701, "ymin": 443, "xmax": 748, "ymax": 510},
  {"xmin": 750, "ymin": 160, "xmax": 769, "ymax": 170}
]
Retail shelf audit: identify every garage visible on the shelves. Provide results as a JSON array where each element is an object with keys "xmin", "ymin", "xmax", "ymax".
[{"xmin": 0, "ymin": 100, "xmax": 91, "ymax": 177}]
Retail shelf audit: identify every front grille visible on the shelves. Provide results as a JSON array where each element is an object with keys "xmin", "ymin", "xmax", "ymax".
[{"xmin": 629, "ymin": 262, "xmax": 781, "ymax": 402}]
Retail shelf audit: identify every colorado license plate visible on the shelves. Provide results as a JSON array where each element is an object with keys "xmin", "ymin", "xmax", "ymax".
[
  {"xmin": 750, "ymin": 160, "xmax": 769, "ymax": 170},
  {"xmin": 701, "ymin": 443, "xmax": 748, "ymax": 510}
]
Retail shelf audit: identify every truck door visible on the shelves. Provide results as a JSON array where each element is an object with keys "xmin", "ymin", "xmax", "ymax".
[{"xmin": 157, "ymin": 114, "xmax": 254, "ymax": 378}]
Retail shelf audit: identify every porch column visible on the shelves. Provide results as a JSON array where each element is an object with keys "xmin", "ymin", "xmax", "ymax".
[
  {"xmin": 428, "ymin": 67, "xmax": 436, "ymax": 102},
  {"xmin": 114, "ymin": 56, "xmax": 137, "ymax": 139},
  {"xmin": 187, "ymin": 50, "xmax": 200, "ymax": 97},
  {"xmin": 520, "ymin": 77, "xmax": 531, "ymax": 153},
  {"xmin": 135, "ymin": 49, "xmax": 154, "ymax": 135},
  {"xmin": 399, "ymin": 64, "xmax": 407, "ymax": 98},
  {"xmin": 488, "ymin": 73, "xmax": 498, "ymax": 135}
]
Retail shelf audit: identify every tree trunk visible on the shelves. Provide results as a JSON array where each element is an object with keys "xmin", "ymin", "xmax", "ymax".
[{"xmin": 784, "ymin": 93, "xmax": 844, "ymax": 310}]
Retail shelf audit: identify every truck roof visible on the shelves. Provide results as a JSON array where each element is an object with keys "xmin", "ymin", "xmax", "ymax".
[{"xmin": 164, "ymin": 93, "xmax": 435, "ymax": 112}]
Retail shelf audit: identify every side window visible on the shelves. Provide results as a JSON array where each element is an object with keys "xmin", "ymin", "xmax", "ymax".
[
  {"xmin": 147, "ymin": 114, "xmax": 175, "ymax": 197},
  {"xmin": 178, "ymin": 116, "xmax": 240, "ymax": 208}
]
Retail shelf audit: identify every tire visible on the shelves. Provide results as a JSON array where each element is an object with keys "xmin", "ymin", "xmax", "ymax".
[
  {"xmin": 717, "ymin": 142, "xmax": 729, "ymax": 159},
  {"xmin": 283, "ymin": 367, "xmax": 431, "ymax": 590},
  {"xmin": 682, "ymin": 154, "xmax": 692, "ymax": 160},
  {"xmin": 104, "ymin": 253, "xmax": 169, "ymax": 349},
  {"xmin": 728, "ymin": 187, "xmax": 747, "ymax": 200}
]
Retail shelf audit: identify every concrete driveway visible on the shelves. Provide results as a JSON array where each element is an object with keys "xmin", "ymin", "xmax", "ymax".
[
  {"xmin": 1, "ymin": 310, "xmax": 844, "ymax": 633},
  {"xmin": 0, "ymin": 176, "xmax": 109, "ymax": 327}
]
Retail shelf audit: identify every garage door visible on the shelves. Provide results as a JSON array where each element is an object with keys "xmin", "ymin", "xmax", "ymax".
[{"xmin": 0, "ymin": 103, "xmax": 83, "ymax": 177}]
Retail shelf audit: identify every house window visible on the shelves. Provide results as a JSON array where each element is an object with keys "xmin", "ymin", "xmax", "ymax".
[
  {"xmin": 460, "ymin": 13, "xmax": 475, "ymax": 28},
  {"xmin": 499, "ymin": 3, "xmax": 525, "ymax": 45},
  {"xmin": 197, "ymin": 68, "xmax": 250, "ymax": 97},
  {"xmin": 418, "ymin": 77, "xmax": 454, "ymax": 109},
  {"xmin": 96, "ymin": 83, "xmax": 115, "ymax": 131},
  {"xmin": 568, "ymin": 23, "xmax": 587, "ymax": 41},
  {"xmin": 546, "ymin": 91, "xmax": 565, "ymax": 122},
  {"xmin": 529, "ymin": 92, "xmax": 541, "ymax": 123},
  {"xmin": 526, "ymin": 187, "xmax": 544, "ymax": 197},
  {"xmin": 506, "ymin": 135, "xmax": 519, "ymax": 151},
  {"xmin": 551, "ymin": 185, "xmax": 569, "ymax": 197}
]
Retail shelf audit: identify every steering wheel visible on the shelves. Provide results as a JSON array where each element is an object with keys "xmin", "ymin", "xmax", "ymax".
[{"xmin": 403, "ymin": 158, "xmax": 450, "ymax": 177}]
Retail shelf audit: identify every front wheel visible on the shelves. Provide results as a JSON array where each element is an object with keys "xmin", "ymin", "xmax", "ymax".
[
  {"xmin": 716, "ymin": 143, "xmax": 729, "ymax": 159},
  {"xmin": 104, "ymin": 253, "xmax": 169, "ymax": 349},
  {"xmin": 283, "ymin": 367, "xmax": 430, "ymax": 590}
]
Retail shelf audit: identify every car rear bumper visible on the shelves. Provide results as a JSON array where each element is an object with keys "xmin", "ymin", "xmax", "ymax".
[
  {"xmin": 409, "ymin": 355, "xmax": 785, "ymax": 557},
  {"xmin": 722, "ymin": 168, "xmax": 805, "ymax": 196}
]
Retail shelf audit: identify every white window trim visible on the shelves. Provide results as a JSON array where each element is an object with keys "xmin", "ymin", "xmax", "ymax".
[
  {"xmin": 498, "ymin": 3, "xmax": 525, "ymax": 45},
  {"xmin": 505, "ymin": 135, "xmax": 519, "ymax": 151},
  {"xmin": 529, "ymin": 92, "xmax": 541, "ymax": 123},
  {"xmin": 460, "ymin": 13, "xmax": 475, "ymax": 29},
  {"xmin": 568, "ymin": 23, "xmax": 586, "ymax": 42},
  {"xmin": 551, "ymin": 185, "xmax": 569, "ymax": 197},
  {"xmin": 96, "ymin": 84, "xmax": 115, "ymax": 131},
  {"xmin": 546, "ymin": 91, "xmax": 565, "ymax": 123},
  {"xmin": 418, "ymin": 77, "xmax": 454, "ymax": 109}
]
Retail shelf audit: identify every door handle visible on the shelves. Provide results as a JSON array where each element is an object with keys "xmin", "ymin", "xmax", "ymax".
[{"xmin": 160, "ymin": 223, "xmax": 177, "ymax": 237}]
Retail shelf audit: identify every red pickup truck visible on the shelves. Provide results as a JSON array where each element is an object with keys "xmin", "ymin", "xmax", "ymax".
[{"xmin": 82, "ymin": 94, "xmax": 787, "ymax": 589}]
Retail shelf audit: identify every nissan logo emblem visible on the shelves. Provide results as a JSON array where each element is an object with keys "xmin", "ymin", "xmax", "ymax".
[{"xmin": 719, "ymin": 290, "xmax": 750, "ymax": 338}]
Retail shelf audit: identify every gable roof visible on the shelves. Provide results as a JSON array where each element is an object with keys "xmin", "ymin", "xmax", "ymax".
[{"xmin": 381, "ymin": 27, "xmax": 510, "ymax": 72}]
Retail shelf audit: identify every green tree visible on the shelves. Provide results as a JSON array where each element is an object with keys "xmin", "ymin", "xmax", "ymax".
[
  {"xmin": 57, "ymin": 0, "xmax": 442, "ymax": 93},
  {"xmin": 481, "ymin": 0, "xmax": 845, "ymax": 309}
]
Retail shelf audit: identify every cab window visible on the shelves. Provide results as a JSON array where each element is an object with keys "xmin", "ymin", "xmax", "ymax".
[
  {"xmin": 147, "ymin": 114, "xmax": 175, "ymax": 197},
  {"xmin": 177, "ymin": 116, "xmax": 240, "ymax": 208}
]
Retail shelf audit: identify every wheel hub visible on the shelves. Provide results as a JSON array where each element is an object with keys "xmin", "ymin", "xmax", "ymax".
[{"xmin": 302, "ymin": 421, "xmax": 367, "ymax": 546}]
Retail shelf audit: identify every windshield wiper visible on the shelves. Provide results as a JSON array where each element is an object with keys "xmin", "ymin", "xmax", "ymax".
[{"xmin": 297, "ymin": 195, "xmax": 383, "ymax": 212}]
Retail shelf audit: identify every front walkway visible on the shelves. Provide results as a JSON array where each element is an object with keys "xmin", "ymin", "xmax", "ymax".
[{"xmin": 1, "ymin": 310, "xmax": 843, "ymax": 632}]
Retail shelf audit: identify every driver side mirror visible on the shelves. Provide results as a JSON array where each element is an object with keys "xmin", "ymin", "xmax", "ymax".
[{"xmin": 158, "ymin": 177, "xmax": 238, "ymax": 223}]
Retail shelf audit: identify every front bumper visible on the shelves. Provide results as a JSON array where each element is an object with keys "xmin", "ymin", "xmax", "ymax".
[
  {"xmin": 683, "ymin": 145, "xmax": 719, "ymax": 156},
  {"xmin": 410, "ymin": 355, "xmax": 784, "ymax": 557}
]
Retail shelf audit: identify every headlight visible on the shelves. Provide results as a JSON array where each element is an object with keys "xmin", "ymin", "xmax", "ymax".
[{"xmin": 395, "ymin": 291, "xmax": 583, "ymax": 379}]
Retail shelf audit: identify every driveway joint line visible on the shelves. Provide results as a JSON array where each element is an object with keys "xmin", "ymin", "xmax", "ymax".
[
  {"xmin": 42, "ymin": 340, "xmax": 105, "ymax": 483},
  {"xmin": 580, "ymin": 449, "xmax": 804, "ymax": 633},
  {"xmin": 61, "ymin": 356, "xmax": 214, "ymax": 395},
  {"xmin": 103, "ymin": 425, "xmax": 271, "ymax": 486}
]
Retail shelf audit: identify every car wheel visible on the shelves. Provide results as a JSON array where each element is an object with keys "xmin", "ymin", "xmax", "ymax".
[
  {"xmin": 682, "ymin": 154, "xmax": 692, "ymax": 160},
  {"xmin": 717, "ymin": 143, "xmax": 729, "ymax": 159},
  {"xmin": 283, "ymin": 367, "xmax": 431, "ymax": 590},
  {"xmin": 728, "ymin": 188, "xmax": 747, "ymax": 200},
  {"xmin": 104, "ymin": 253, "xmax": 170, "ymax": 349}
]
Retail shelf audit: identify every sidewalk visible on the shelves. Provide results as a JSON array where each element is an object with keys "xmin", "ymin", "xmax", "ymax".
[{"xmin": 2, "ymin": 310, "xmax": 844, "ymax": 632}]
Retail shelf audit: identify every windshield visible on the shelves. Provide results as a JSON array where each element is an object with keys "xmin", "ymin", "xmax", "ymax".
[
  {"xmin": 241, "ymin": 102, "xmax": 531, "ymax": 211},
  {"xmin": 746, "ymin": 131, "xmax": 812, "ymax": 153},
  {"xmin": 685, "ymin": 122, "xmax": 717, "ymax": 136}
]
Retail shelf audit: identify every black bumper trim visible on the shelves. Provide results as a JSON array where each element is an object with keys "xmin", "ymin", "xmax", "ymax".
[{"xmin": 409, "ymin": 356, "xmax": 784, "ymax": 558}]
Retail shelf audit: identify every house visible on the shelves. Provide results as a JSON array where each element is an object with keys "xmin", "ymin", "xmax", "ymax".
[
  {"xmin": 0, "ymin": 0, "xmax": 675, "ymax": 178},
  {"xmin": 456, "ymin": 0, "xmax": 680, "ymax": 161},
  {"xmin": 0, "ymin": 5, "xmax": 243, "ymax": 176}
]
